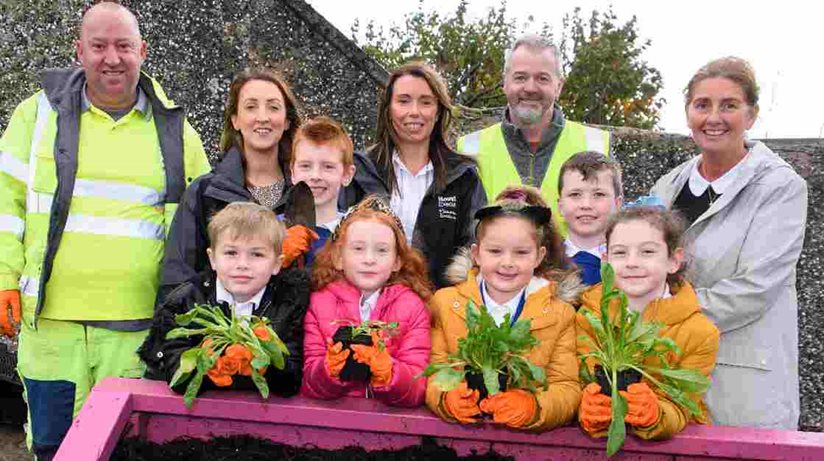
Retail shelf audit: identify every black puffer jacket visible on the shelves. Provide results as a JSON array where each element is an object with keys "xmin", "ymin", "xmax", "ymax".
[
  {"xmin": 160, "ymin": 147, "xmax": 292, "ymax": 296},
  {"xmin": 139, "ymin": 267, "xmax": 310, "ymax": 397},
  {"xmin": 340, "ymin": 151, "xmax": 486, "ymax": 288}
]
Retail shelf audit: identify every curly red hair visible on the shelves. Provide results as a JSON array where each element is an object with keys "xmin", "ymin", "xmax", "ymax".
[{"xmin": 312, "ymin": 210, "xmax": 433, "ymax": 301}]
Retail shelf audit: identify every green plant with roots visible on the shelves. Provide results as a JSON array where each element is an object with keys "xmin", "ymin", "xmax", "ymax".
[
  {"xmin": 331, "ymin": 319, "xmax": 399, "ymax": 351},
  {"xmin": 166, "ymin": 304, "xmax": 289, "ymax": 408},
  {"xmin": 578, "ymin": 264, "xmax": 710, "ymax": 456},
  {"xmin": 422, "ymin": 299, "xmax": 546, "ymax": 396}
]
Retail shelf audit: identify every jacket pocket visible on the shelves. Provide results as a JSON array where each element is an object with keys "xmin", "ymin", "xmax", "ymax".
[
  {"xmin": 529, "ymin": 314, "xmax": 558, "ymax": 331},
  {"xmin": 715, "ymin": 344, "xmax": 772, "ymax": 371},
  {"xmin": 32, "ymin": 151, "xmax": 57, "ymax": 194}
]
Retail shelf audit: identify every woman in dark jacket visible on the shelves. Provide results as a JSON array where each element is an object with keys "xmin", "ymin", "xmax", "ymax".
[
  {"xmin": 341, "ymin": 62, "xmax": 486, "ymax": 288},
  {"xmin": 160, "ymin": 68, "xmax": 302, "ymax": 292},
  {"xmin": 139, "ymin": 266, "xmax": 310, "ymax": 397}
]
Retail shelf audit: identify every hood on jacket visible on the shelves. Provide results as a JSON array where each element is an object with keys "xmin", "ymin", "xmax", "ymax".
[
  {"xmin": 659, "ymin": 140, "xmax": 798, "ymax": 209},
  {"xmin": 445, "ymin": 246, "xmax": 584, "ymax": 304},
  {"xmin": 42, "ymin": 68, "xmax": 178, "ymax": 110},
  {"xmin": 358, "ymin": 149, "xmax": 478, "ymax": 195}
]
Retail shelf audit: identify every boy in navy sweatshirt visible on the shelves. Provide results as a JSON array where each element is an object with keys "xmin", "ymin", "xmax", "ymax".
[{"xmin": 557, "ymin": 152, "xmax": 623, "ymax": 285}]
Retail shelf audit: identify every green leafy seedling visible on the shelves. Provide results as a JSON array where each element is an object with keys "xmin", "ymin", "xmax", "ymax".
[
  {"xmin": 422, "ymin": 299, "xmax": 546, "ymax": 397},
  {"xmin": 166, "ymin": 304, "xmax": 290, "ymax": 408},
  {"xmin": 578, "ymin": 264, "xmax": 710, "ymax": 456}
]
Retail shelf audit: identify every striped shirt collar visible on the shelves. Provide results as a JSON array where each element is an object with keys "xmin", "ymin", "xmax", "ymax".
[
  {"xmin": 82, "ymin": 83, "xmax": 150, "ymax": 119},
  {"xmin": 564, "ymin": 239, "xmax": 606, "ymax": 259}
]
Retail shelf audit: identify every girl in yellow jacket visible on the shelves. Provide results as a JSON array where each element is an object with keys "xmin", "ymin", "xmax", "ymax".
[
  {"xmin": 426, "ymin": 186, "xmax": 583, "ymax": 431},
  {"xmin": 577, "ymin": 202, "xmax": 720, "ymax": 440}
]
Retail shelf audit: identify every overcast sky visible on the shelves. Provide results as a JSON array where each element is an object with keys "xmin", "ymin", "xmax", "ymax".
[{"xmin": 307, "ymin": 0, "xmax": 822, "ymax": 139}]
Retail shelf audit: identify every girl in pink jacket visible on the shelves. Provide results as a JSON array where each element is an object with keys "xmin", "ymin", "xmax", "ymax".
[{"xmin": 301, "ymin": 197, "xmax": 432, "ymax": 407}]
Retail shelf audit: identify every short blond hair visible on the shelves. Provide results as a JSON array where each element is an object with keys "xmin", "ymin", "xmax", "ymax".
[{"xmin": 207, "ymin": 202, "xmax": 286, "ymax": 254}]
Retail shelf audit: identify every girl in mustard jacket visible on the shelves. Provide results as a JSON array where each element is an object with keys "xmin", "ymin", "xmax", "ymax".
[
  {"xmin": 427, "ymin": 186, "xmax": 583, "ymax": 431},
  {"xmin": 577, "ymin": 202, "xmax": 720, "ymax": 440}
]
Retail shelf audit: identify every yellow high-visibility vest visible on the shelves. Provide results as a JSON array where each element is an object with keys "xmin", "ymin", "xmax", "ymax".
[
  {"xmin": 0, "ymin": 77, "xmax": 210, "ymax": 322},
  {"xmin": 458, "ymin": 121, "xmax": 610, "ymax": 234}
]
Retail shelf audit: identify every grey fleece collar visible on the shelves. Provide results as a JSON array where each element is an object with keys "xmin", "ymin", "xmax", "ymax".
[{"xmin": 501, "ymin": 104, "xmax": 566, "ymax": 152}]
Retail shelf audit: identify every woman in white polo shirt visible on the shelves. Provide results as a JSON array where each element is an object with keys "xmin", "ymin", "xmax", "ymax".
[{"xmin": 343, "ymin": 62, "xmax": 486, "ymax": 288}]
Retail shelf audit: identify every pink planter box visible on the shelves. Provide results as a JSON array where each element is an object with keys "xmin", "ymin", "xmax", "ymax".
[{"xmin": 56, "ymin": 377, "xmax": 824, "ymax": 460}]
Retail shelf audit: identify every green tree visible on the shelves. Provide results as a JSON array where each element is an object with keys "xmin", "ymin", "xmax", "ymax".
[
  {"xmin": 353, "ymin": 2, "xmax": 664, "ymax": 129},
  {"xmin": 351, "ymin": 0, "xmax": 546, "ymax": 108},
  {"xmin": 558, "ymin": 7, "xmax": 664, "ymax": 129}
]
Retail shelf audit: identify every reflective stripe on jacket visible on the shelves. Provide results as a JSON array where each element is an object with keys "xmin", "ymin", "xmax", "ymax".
[
  {"xmin": 458, "ymin": 121, "xmax": 609, "ymax": 234},
  {"xmin": 0, "ymin": 68, "xmax": 210, "ymax": 324}
]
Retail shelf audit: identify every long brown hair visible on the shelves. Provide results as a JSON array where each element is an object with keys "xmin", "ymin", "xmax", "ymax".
[
  {"xmin": 312, "ymin": 210, "xmax": 433, "ymax": 301},
  {"xmin": 370, "ymin": 61, "xmax": 464, "ymax": 193},
  {"xmin": 219, "ymin": 68, "xmax": 302, "ymax": 166}
]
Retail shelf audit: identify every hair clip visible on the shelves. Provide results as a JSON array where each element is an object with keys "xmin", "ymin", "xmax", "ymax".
[
  {"xmin": 474, "ymin": 204, "xmax": 551, "ymax": 226},
  {"xmin": 332, "ymin": 195, "xmax": 405, "ymax": 241},
  {"xmin": 622, "ymin": 195, "xmax": 667, "ymax": 210}
]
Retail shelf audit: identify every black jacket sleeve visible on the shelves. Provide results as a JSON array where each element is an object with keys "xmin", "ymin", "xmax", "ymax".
[
  {"xmin": 260, "ymin": 268, "xmax": 311, "ymax": 397},
  {"xmin": 339, "ymin": 152, "xmax": 389, "ymax": 210},
  {"xmin": 159, "ymin": 177, "xmax": 211, "ymax": 301},
  {"xmin": 138, "ymin": 281, "xmax": 206, "ymax": 394}
]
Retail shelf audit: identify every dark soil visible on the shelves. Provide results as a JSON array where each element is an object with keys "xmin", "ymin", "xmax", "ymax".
[
  {"xmin": 465, "ymin": 371, "xmax": 508, "ymax": 402},
  {"xmin": 112, "ymin": 435, "xmax": 514, "ymax": 461},
  {"xmin": 594, "ymin": 365, "xmax": 641, "ymax": 397},
  {"xmin": 0, "ymin": 424, "xmax": 28, "ymax": 461},
  {"xmin": 332, "ymin": 326, "xmax": 372, "ymax": 382},
  {"xmin": 0, "ymin": 381, "xmax": 26, "ymax": 426}
]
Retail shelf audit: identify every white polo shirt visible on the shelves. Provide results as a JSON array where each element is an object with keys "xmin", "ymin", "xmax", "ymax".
[{"xmin": 389, "ymin": 152, "xmax": 434, "ymax": 243}]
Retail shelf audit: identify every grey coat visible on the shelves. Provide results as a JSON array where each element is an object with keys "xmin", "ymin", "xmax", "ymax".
[{"xmin": 651, "ymin": 140, "xmax": 807, "ymax": 429}]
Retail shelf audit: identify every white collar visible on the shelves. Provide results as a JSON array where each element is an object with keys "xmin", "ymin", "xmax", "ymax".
[
  {"xmin": 689, "ymin": 152, "xmax": 749, "ymax": 196},
  {"xmin": 359, "ymin": 289, "xmax": 382, "ymax": 322},
  {"xmin": 661, "ymin": 283, "xmax": 672, "ymax": 300},
  {"xmin": 318, "ymin": 212, "xmax": 345, "ymax": 232},
  {"xmin": 564, "ymin": 239, "xmax": 606, "ymax": 259},
  {"xmin": 215, "ymin": 279, "xmax": 266, "ymax": 317},
  {"xmin": 476, "ymin": 274, "xmax": 549, "ymax": 326},
  {"xmin": 392, "ymin": 151, "xmax": 433, "ymax": 177}
]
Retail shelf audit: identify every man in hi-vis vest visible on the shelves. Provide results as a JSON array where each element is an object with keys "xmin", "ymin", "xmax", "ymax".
[
  {"xmin": 0, "ymin": 2, "xmax": 210, "ymax": 459},
  {"xmin": 458, "ymin": 34, "xmax": 610, "ymax": 232}
]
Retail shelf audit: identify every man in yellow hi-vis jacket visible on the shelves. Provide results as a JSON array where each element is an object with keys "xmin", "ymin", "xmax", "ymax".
[
  {"xmin": 458, "ymin": 34, "xmax": 611, "ymax": 234},
  {"xmin": 0, "ymin": 3, "xmax": 210, "ymax": 458}
]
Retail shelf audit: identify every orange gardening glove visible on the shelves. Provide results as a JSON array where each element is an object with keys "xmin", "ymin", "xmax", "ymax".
[
  {"xmin": 442, "ymin": 381, "xmax": 482, "ymax": 424},
  {"xmin": 621, "ymin": 382, "xmax": 661, "ymax": 428},
  {"xmin": 479, "ymin": 389, "xmax": 538, "ymax": 428},
  {"xmin": 0, "ymin": 289, "xmax": 21, "ymax": 337},
  {"xmin": 579, "ymin": 383, "xmax": 613, "ymax": 436},
  {"xmin": 225, "ymin": 344, "xmax": 254, "ymax": 377},
  {"xmin": 281, "ymin": 225, "xmax": 319, "ymax": 268},
  {"xmin": 206, "ymin": 356, "xmax": 235, "ymax": 387},
  {"xmin": 351, "ymin": 335, "xmax": 393, "ymax": 387},
  {"xmin": 325, "ymin": 340, "xmax": 350, "ymax": 379}
]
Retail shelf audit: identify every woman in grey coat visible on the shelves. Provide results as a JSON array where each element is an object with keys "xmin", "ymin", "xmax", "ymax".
[{"xmin": 651, "ymin": 57, "xmax": 807, "ymax": 429}]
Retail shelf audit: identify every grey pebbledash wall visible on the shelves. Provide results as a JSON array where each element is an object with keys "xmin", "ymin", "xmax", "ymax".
[{"xmin": 0, "ymin": 0, "xmax": 822, "ymax": 432}]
